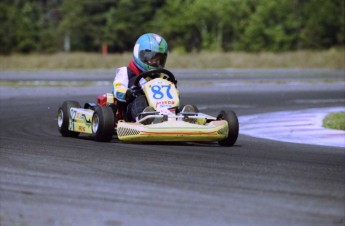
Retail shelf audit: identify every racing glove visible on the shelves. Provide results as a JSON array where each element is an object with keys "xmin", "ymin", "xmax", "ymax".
[{"xmin": 125, "ymin": 89, "xmax": 136, "ymax": 103}]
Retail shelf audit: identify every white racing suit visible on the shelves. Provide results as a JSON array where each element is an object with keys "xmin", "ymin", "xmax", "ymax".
[{"xmin": 112, "ymin": 63, "xmax": 148, "ymax": 121}]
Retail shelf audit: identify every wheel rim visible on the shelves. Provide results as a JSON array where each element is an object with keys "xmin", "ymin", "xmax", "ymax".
[
  {"xmin": 57, "ymin": 109, "xmax": 64, "ymax": 128},
  {"xmin": 92, "ymin": 114, "xmax": 100, "ymax": 133}
]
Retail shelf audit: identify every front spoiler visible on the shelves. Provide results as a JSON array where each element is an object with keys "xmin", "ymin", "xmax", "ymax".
[{"xmin": 117, "ymin": 120, "xmax": 228, "ymax": 142}]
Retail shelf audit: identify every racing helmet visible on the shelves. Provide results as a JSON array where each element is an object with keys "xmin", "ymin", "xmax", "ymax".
[{"xmin": 133, "ymin": 33, "xmax": 168, "ymax": 71}]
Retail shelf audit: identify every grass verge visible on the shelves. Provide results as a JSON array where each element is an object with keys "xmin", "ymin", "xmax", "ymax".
[
  {"xmin": 323, "ymin": 112, "xmax": 345, "ymax": 130},
  {"xmin": 0, "ymin": 48, "xmax": 344, "ymax": 70}
]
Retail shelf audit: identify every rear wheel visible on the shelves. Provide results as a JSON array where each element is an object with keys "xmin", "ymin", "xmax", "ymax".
[
  {"xmin": 92, "ymin": 106, "xmax": 115, "ymax": 142},
  {"xmin": 57, "ymin": 101, "xmax": 81, "ymax": 137},
  {"xmin": 217, "ymin": 110, "xmax": 239, "ymax": 146}
]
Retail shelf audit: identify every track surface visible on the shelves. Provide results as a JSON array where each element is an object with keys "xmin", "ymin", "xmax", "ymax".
[{"xmin": 1, "ymin": 69, "xmax": 344, "ymax": 226}]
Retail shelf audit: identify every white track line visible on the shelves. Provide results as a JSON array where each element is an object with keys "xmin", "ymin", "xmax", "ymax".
[{"xmin": 239, "ymin": 107, "xmax": 345, "ymax": 148}]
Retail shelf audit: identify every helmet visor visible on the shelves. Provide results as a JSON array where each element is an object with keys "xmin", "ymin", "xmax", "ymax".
[{"xmin": 139, "ymin": 50, "xmax": 167, "ymax": 68}]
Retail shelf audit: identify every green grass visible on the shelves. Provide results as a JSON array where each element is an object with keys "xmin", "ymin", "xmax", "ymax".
[
  {"xmin": 0, "ymin": 48, "xmax": 344, "ymax": 70},
  {"xmin": 323, "ymin": 112, "xmax": 345, "ymax": 130}
]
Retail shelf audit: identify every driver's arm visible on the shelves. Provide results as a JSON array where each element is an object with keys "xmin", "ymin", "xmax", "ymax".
[{"xmin": 113, "ymin": 67, "xmax": 129, "ymax": 102}]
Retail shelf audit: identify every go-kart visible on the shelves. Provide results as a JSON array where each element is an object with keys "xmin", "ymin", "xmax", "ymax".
[{"xmin": 57, "ymin": 69, "xmax": 239, "ymax": 146}]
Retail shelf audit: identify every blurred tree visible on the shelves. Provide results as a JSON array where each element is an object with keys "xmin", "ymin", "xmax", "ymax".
[
  {"xmin": 242, "ymin": 0, "xmax": 302, "ymax": 52},
  {"xmin": 151, "ymin": 0, "xmax": 202, "ymax": 52},
  {"xmin": 38, "ymin": 0, "xmax": 61, "ymax": 53},
  {"xmin": 0, "ymin": 0, "xmax": 61, "ymax": 54},
  {"xmin": 0, "ymin": 0, "xmax": 343, "ymax": 54},
  {"xmin": 0, "ymin": 2, "xmax": 17, "ymax": 54},
  {"xmin": 58, "ymin": 0, "xmax": 117, "ymax": 52},
  {"xmin": 0, "ymin": 1, "xmax": 41, "ymax": 53},
  {"xmin": 152, "ymin": 0, "xmax": 263, "ymax": 52},
  {"xmin": 300, "ymin": 0, "xmax": 345, "ymax": 49},
  {"xmin": 218, "ymin": 0, "xmax": 257, "ymax": 51},
  {"xmin": 104, "ymin": 0, "xmax": 165, "ymax": 52}
]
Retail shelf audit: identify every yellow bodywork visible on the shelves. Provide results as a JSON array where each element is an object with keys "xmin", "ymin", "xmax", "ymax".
[
  {"xmin": 69, "ymin": 108, "xmax": 94, "ymax": 134},
  {"xmin": 142, "ymin": 78, "xmax": 180, "ymax": 110},
  {"xmin": 117, "ymin": 120, "xmax": 228, "ymax": 142}
]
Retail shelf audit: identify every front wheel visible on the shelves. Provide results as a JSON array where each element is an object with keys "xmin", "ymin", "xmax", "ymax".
[
  {"xmin": 217, "ymin": 110, "xmax": 239, "ymax": 146},
  {"xmin": 57, "ymin": 100, "xmax": 81, "ymax": 137},
  {"xmin": 92, "ymin": 106, "xmax": 115, "ymax": 142}
]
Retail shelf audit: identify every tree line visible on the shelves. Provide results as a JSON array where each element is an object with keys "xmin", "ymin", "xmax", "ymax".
[{"xmin": 1, "ymin": 0, "xmax": 344, "ymax": 54}]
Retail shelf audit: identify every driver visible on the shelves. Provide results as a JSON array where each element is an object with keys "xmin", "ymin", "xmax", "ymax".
[{"xmin": 112, "ymin": 33, "xmax": 169, "ymax": 121}]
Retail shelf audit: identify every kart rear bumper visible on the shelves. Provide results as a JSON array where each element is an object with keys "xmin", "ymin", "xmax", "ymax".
[{"xmin": 117, "ymin": 120, "xmax": 228, "ymax": 142}]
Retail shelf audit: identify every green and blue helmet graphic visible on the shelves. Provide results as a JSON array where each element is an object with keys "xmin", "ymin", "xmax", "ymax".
[{"xmin": 133, "ymin": 33, "xmax": 168, "ymax": 71}]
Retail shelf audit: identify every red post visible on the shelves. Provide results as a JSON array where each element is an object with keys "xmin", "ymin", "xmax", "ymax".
[{"xmin": 102, "ymin": 43, "xmax": 108, "ymax": 56}]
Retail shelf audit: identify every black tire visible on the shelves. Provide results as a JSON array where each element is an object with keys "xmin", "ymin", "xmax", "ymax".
[
  {"xmin": 57, "ymin": 100, "xmax": 81, "ymax": 137},
  {"xmin": 92, "ymin": 106, "xmax": 115, "ymax": 142},
  {"xmin": 217, "ymin": 110, "xmax": 239, "ymax": 146}
]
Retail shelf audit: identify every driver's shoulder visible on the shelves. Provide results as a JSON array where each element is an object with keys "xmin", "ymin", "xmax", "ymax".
[{"xmin": 116, "ymin": 66, "xmax": 128, "ymax": 75}]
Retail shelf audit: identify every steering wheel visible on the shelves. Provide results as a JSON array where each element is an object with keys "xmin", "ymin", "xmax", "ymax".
[{"xmin": 133, "ymin": 69, "xmax": 177, "ymax": 88}]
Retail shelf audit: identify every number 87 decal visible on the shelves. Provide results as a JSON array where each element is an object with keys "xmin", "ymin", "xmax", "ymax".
[{"xmin": 151, "ymin": 85, "xmax": 173, "ymax": 99}]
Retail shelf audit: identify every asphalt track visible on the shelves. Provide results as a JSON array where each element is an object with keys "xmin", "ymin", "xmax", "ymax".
[{"xmin": 0, "ymin": 69, "xmax": 344, "ymax": 226}]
